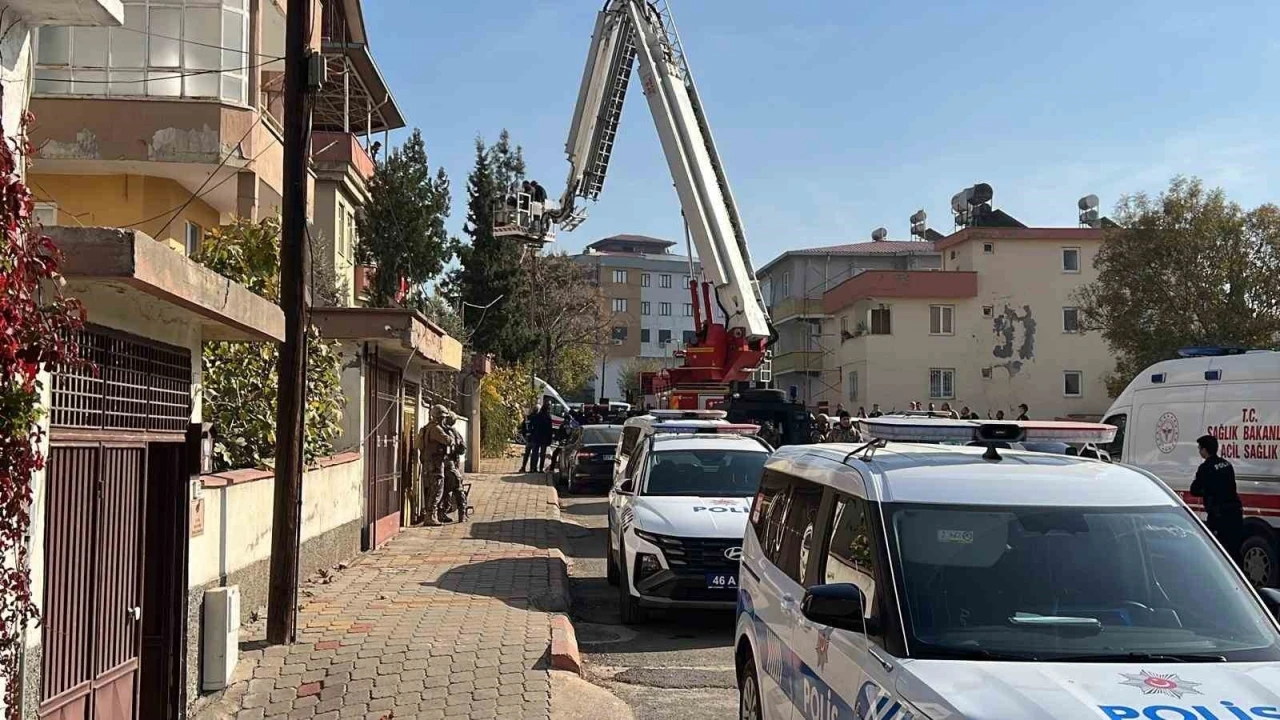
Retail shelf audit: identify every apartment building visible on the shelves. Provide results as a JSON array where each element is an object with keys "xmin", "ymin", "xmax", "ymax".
[
  {"xmin": 755, "ymin": 238, "xmax": 940, "ymax": 406},
  {"xmin": 820, "ymin": 225, "xmax": 1112, "ymax": 420},
  {"xmin": 574, "ymin": 234, "xmax": 712, "ymax": 401},
  {"xmin": 16, "ymin": 3, "xmax": 460, "ymax": 717}
]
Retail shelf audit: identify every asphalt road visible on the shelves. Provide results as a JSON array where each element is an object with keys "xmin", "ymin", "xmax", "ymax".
[{"xmin": 558, "ymin": 490, "xmax": 739, "ymax": 720}]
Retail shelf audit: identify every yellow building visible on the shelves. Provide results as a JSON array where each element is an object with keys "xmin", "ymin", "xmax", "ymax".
[{"xmin": 820, "ymin": 226, "xmax": 1114, "ymax": 420}]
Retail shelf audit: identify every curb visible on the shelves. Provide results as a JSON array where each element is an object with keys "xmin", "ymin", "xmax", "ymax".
[{"xmin": 549, "ymin": 614, "xmax": 583, "ymax": 675}]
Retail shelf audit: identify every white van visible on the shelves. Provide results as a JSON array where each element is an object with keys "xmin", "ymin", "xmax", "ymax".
[
  {"xmin": 1102, "ymin": 350, "xmax": 1280, "ymax": 587},
  {"xmin": 735, "ymin": 417, "xmax": 1280, "ymax": 720}
]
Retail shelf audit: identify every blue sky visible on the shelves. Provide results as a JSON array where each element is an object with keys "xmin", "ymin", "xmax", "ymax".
[{"xmin": 363, "ymin": 0, "xmax": 1280, "ymax": 266}]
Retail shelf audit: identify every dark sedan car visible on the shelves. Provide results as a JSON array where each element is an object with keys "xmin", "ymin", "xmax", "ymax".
[{"xmin": 558, "ymin": 424, "xmax": 623, "ymax": 494}]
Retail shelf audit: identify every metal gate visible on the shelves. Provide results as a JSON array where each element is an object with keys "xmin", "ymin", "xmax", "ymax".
[
  {"xmin": 40, "ymin": 444, "xmax": 146, "ymax": 720},
  {"xmin": 365, "ymin": 360, "xmax": 402, "ymax": 548}
]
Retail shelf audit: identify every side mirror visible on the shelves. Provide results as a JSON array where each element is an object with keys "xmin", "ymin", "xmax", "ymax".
[
  {"xmin": 617, "ymin": 478, "xmax": 636, "ymax": 495},
  {"xmin": 801, "ymin": 583, "xmax": 876, "ymax": 634},
  {"xmin": 1260, "ymin": 587, "xmax": 1280, "ymax": 621}
]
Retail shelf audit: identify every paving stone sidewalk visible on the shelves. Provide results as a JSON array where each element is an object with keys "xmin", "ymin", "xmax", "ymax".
[{"xmin": 196, "ymin": 471, "xmax": 567, "ymax": 720}]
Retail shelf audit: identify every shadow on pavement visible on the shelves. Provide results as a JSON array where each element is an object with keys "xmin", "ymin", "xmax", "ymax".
[
  {"xmin": 495, "ymin": 472, "xmax": 554, "ymax": 487},
  {"xmin": 427, "ymin": 557, "xmax": 568, "ymax": 612},
  {"xmin": 466, "ymin": 517, "xmax": 609, "ymax": 558},
  {"xmin": 560, "ymin": 500, "xmax": 609, "ymax": 517}
]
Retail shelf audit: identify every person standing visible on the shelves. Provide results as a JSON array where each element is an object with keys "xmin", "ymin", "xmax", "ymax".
[
  {"xmin": 519, "ymin": 406, "xmax": 538, "ymax": 473},
  {"xmin": 441, "ymin": 411, "xmax": 466, "ymax": 522},
  {"xmin": 1190, "ymin": 434, "xmax": 1245, "ymax": 564},
  {"xmin": 869, "ymin": 404, "xmax": 883, "ymax": 418},
  {"xmin": 531, "ymin": 401, "xmax": 555, "ymax": 473},
  {"xmin": 811, "ymin": 414, "xmax": 831, "ymax": 443},
  {"xmin": 418, "ymin": 406, "xmax": 454, "ymax": 526},
  {"xmin": 1016, "ymin": 403, "xmax": 1030, "ymax": 421},
  {"xmin": 836, "ymin": 403, "xmax": 850, "ymax": 419}
]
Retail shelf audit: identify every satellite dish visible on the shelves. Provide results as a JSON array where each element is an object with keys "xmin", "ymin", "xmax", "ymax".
[
  {"xmin": 871, "ymin": 227, "xmax": 888, "ymax": 242},
  {"xmin": 1078, "ymin": 194, "xmax": 1099, "ymax": 211},
  {"xmin": 969, "ymin": 183, "xmax": 993, "ymax": 206},
  {"xmin": 909, "ymin": 209, "xmax": 927, "ymax": 224}
]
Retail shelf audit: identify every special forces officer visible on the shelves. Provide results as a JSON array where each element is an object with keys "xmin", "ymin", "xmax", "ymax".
[
  {"xmin": 441, "ymin": 410, "xmax": 467, "ymax": 522},
  {"xmin": 418, "ymin": 405, "xmax": 454, "ymax": 527}
]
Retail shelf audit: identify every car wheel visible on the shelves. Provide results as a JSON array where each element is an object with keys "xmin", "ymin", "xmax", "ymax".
[
  {"xmin": 1241, "ymin": 533, "xmax": 1280, "ymax": 588},
  {"xmin": 617, "ymin": 540, "xmax": 645, "ymax": 624},
  {"xmin": 606, "ymin": 541, "xmax": 619, "ymax": 586},
  {"xmin": 739, "ymin": 654, "xmax": 762, "ymax": 720}
]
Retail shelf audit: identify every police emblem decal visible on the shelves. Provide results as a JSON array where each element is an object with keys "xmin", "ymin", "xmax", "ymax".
[{"xmin": 1118, "ymin": 670, "xmax": 1202, "ymax": 699}]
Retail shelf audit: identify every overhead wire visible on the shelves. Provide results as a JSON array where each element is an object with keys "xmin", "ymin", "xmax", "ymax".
[{"xmin": 27, "ymin": 55, "xmax": 285, "ymax": 85}]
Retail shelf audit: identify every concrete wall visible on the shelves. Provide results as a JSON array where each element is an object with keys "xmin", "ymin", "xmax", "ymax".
[
  {"xmin": 312, "ymin": 177, "xmax": 358, "ymax": 307},
  {"xmin": 820, "ymin": 238, "xmax": 1113, "ymax": 419},
  {"xmin": 1, "ymin": 16, "xmax": 33, "ymax": 144},
  {"xmin": 186, "ymin": 454, "xmax": 364, "ymax": 706},
  {"xmin": 31, "ymin": 173, "xmax": 221, "ymax": 251}
]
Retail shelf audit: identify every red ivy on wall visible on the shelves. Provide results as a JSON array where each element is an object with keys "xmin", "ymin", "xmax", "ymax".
[{"xmin": 0, "ymin": 113, "xmax": 86, "ymax": 717}]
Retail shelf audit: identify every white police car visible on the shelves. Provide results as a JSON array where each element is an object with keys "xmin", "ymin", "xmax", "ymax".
[
  {"xmin": 734, "ymin": 417, "xmax": 1280, "ymax": 720},
  {"xmin": 606, "ymin": 418, "xmax": 771, "ymax": 623}
]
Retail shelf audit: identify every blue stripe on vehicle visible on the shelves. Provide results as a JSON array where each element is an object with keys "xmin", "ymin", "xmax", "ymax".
[{"xmin": 739, "ymin": 588, "xmax": 912, "ymax": 720}]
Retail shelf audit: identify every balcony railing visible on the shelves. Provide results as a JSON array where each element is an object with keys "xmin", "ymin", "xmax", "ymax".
[{"xmin": 312, "ymin": 131, "xmax": 376, "ymax": 183}]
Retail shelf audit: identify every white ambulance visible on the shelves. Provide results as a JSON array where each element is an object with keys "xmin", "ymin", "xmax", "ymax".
[
  {"xmin": 1102, "ymin": 350, "xmax": 1280, "ymax": 587},
  {"xmin": 735, "ymin": 417, "xmax": 1280, "ymax": 720}
]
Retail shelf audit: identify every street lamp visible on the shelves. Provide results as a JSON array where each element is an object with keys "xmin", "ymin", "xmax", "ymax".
[{"xmin": 599, "ymin": 338, "xmax": 623, "ymax": 403}]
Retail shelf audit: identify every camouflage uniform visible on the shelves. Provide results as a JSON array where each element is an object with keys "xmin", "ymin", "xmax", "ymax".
[
  {"xmin": 811, "ymin": 414, "xmax": 832, "ymax": 443},
  {"xmin": 830, "ymin": 422, "xmax": 861, "ymax": 443},
  {"xmin": 418, "ymin": 405, "xmax": 454, "ymax": 526},
  {"xmin": 441, "ymin": 413, "xmax": 466, "ymax": 521}
]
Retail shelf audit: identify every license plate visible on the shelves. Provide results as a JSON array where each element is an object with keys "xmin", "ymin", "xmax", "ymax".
[
  {"xmin": 601, "ymin": 454, "xmax": 614, "ymax": 461},
  {"xmin": 705, "ymin": 572, "xmax": 738, "ymax": 590}
]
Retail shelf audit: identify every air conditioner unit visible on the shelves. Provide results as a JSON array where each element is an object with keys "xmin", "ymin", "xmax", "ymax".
[{"xmin": 203, "ymin": 586, "xmax": 241, "ymax": 691}]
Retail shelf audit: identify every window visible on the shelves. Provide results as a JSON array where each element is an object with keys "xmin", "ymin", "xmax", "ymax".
[
  {"xmin": 611, "ymin": 298, "xmax": 627, "ymax": 313},
  {"xmin": 640, "ymin": 301, "xmax": 651, "ymax": 316},
  {"xmin": 612, "ymin": 326, "xmax": 628, "ymax": 342},
  {"xmin": 1064, "ymin": 370, "xmax": 1083, "ymax": 397},
  {"xmin": 682, "ymin": 330, "xmax": 696, "ymax": 345},
  {"xmin": 1062, "ymin": 247, "xmax": 1081, "ymax": 273},
  {"xmin": 1063, "ymin": 307, "xmax": 1080, "ymax": 333},
  {"xmin": 336, "ymin": 201, "xmax": 356, "ymax": 258},
  {"xmin": 982, "ymin": 242, "xmax": 994, "ymax": 254},
  {"xmin": 929, "ymin": 305, "xmax": 954, "ymax": 335},
  {"xmin": 183, "ymin": 221, "xmax": 202, "ymax": 256},
  {"xmin": 750, "ymin": 469, "xmax": 793, "ymax": 567},
  {"xmin": 1103, "ymin": 413, "xmax": 1127, "ymax": 460},
  {"xmin": 35, "ymin": 0, "xmax": 250, "ymax": 104},
  {"xmin": 657, "ymin": 329, "xmax": 672, "ymax": 344},
  {"xmin": 929, "ymin": 368, "xmax": 955, "ymax": 399},
  {"xmin": 847, "ymin": 370, "xmax": 858, "ymax": 401},
  {"xmin": 641, "ymin": 273, "xmax": 651, "ymax": 287},
  {"xmin": 659, "ymin": 302, "xmax": 672, "ymax": 316},
  {"xmin": 870, "ymin": 307, "xmax": 891, "ymax": 335},
  {"xmin": 982, "ymin": 305, "xmax": 993, "ymax": 318},
  {"xmin": 820, "ymin": 495, "xmax": 879, "ymax": 622},
  {"xmin": 779, "ymin": 271, "xmax": 791, "ymax": 298},
  {"xmin": 659, "ymin": 274, "xmax": 672, "ymax": 288},
  {"xmin": 34, "ymin": 202, "xmax": 58, "ymax": 227},
  {"xmin": 981, "ymin": 367, "xmax": 993, "ymax": 380},
  {"xmin": 683, "ymin": 303, "xmax": 694, "ymax": 317},
  {"xmin": 840, "ymin": 315, "xmax": 848, "ymax": 336},
  {"xmin": 612, "ymin": 269, "xmax": 628, "ymax": 283},
  {"xmin": 778, "ymin": 478, "xmax": 824, "ymax": 585},
  {"xmin": 640, "ymin": 328, "xmax": 650, "ymax": 343}
]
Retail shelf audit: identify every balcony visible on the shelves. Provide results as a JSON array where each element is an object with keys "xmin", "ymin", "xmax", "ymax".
[
  {"xmin": 768, "ymin": 296, "xmax": 828, "ymax": 323},
  {"xmin": 312, "ymin": 132, "xmax": 376, "ymax": 184},
  {"xmin": 771, "ymin": 350, "xmax": 825, "ymax": 376},
  {"xmin": 10, "ymin": 0, "xmax": 122, "ymax": 25}
]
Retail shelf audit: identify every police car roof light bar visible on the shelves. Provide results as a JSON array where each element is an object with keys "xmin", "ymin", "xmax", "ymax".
[
  {"xmin": 855, "ymin": 418, "xmax": 1117, "ymax": 461},
  {"xmin": 653, "ymin": 422, "xmax": 760, "ymax": 436},
  {"xmin": 649, "ymin": 409, "xmax": 728, "ymax": 420}
]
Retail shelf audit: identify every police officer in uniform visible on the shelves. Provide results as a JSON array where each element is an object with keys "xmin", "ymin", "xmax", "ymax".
[
  {"xmin": 418, "ymin": 405, "xmax": 454, "ymax": 527},
  {"xmin": 1190, "ymin": 434, "xmax": 1244, "ymax": 564},
  {"xmin": 811, "ymin": 414, "xmax": 831, "ymax": 443},
  {"xmin": 831, "ymin": 415, "xmax": 861, "ymax": 443}
]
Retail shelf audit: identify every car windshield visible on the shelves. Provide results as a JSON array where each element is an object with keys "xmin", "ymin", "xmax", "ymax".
[
  {"xmin": 887, "ymin": 503, "xmax": 1280, "ymax": 662},
  {"xmin": 581, "ymin": 426, "xmax": 621, "ymax": 446},
  {"xmin": 642, "ymin": 448, "xmax": 766, "ymax": 498}
]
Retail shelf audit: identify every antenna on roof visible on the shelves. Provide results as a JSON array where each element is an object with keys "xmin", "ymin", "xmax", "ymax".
[
  {"xmin": 1078, "ymin": 194, "xmax": 1100, "ymax": 228},
  {"xmin": 871, "ymin": 227, "xmax": 888, "ymax": 242}
]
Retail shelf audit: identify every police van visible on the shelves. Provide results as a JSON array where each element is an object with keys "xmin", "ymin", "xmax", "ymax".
[
  {"xmin": 735, "ymin": 416, "xmax": 1280, "ymax": 720},
  {"xmin": 607, "ymin": 413, "xmax": 770, "ymax": 623}
]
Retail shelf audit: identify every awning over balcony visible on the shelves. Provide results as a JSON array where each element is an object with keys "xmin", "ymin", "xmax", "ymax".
[
  {"xmin": 49, "ymin": 227, "xmax": 285, "ymax": 343},
  {"xmin": 314, "ymin": 0, "xmax": 405, "ymax": 135},
  {"xmin": 310, "ymin": 308, "xmax": 462, "ymax": 372}
]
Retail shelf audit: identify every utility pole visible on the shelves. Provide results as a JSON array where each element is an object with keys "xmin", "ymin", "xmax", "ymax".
[{"xmin": 267, "ymin": 0, "xmax": 313, "ymax": 645}]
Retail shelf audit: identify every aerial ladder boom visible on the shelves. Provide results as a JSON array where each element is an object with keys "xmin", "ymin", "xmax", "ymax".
[{"xmin": 545, "ymin": 0, "xmax": 773, "ymax": 385}]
